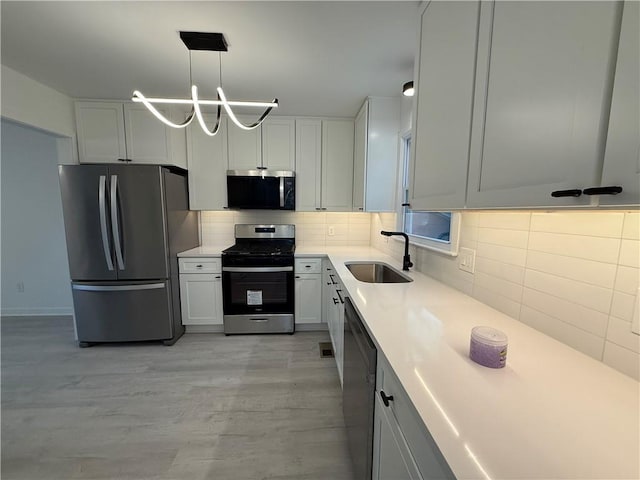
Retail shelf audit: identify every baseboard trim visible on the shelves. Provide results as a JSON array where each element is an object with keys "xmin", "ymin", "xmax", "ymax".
[
  {"xmin": 0, "ymin": 307, "xmax": 74, "ymax": 316},
  {"xmin": 185, "ymin": 325, "xmax": 225, "ymax": 333},
  {"xmin": 294, "ymin": 323, "xmax": 328, "ymax": 332}
]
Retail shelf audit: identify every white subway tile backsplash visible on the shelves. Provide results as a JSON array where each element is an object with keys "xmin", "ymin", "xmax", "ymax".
[
  {"xmin": 474, "ymin": 271, "xmax": 523, "ymax": 303},
  {"xmin": 521, "ymin": 287, "xmax": 609, "ymax": 337},
  {"xmin": 603, "ymin": 342, "xmax": 640, "ymax": 380},
  {"xmin": 475, "ymin": 256, "xmax": 525, "ymax": 285},
  {"xmin": 530, "ymin": 211, "xmax": 624, "ymax": 238},
  {"xmin": 610, "ymin": 291, "xmax": 637, "ymax": 323},
  {"xmin": 476, "ymin": 211, "xmax": 531, "ymax": 230},
  {"xmin": 520, "ymin": 306, "xmax": 605, "ymax": 360},
  {"xmin": 618, "ymin": 239, "xmax": 640, "ymax": 268},
  {"xmin": 606, "ymin": 317, "xmax": 640, "ymax": 354},
  {"xmin": 471, "ymin": 284, "xmax": 522, "ymax": 319},
  {"xmin": 622, "ymin": 212, "xmax": 640, "ymax": 240},
  {"xmin": 614, "ymin": 266, "xmax": 640, "ymax": 295},
  {"xmin": 524, "ymin": 269, "xmax": 613, "ymax": 314},
  {"xmin": 525, "ymin": 250, "xmax": 617, "ymax": 289},
  {"xmin": 476, "ymin": 242, "xmax": 528, "ymax": 267},
  {"xmin": 477, "ymin": 227, "xmax": 529, "ymax": 249},
  {"xmin": 528, "ymin": 231, "xmax": 621, "ymax": 264}
]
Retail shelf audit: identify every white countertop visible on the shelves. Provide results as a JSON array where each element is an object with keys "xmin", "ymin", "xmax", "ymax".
[
  {"xmin": 183, "ymin": 245, "xmax": 640, "ymax": 479},
  {"xmin": 178, "ymin": 245, "xmax": 227, "ymax": 257}
]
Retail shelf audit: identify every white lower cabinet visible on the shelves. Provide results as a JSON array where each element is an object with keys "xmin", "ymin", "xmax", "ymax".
[
  {"xmin": 295, "ymin": 257, "xmax": 323, "ymax": 325},
  {"xmin": 178, "ymin": 257, "xmax": 223, "ymax": 326},
  {"xmin": 323, "ymin": 259, "xmax": 344, "ymax": 385},
  {"xmin": 373, "ymin": 355, "xmax": 455, "ymax": 480}
]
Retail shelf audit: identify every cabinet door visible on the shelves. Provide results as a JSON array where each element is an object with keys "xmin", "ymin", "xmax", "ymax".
[
  {"xmin": 410, "ymin": 1, "xmax": 479, "ymax": 211},
  {"xmin": 179, "ymin": 273, "xmax": 223, "ymax": 325},
  {"xmin": 322, "ymin": 120, "xmax": 354, "ymax": 211},
  {"xmin": 600, "ymin": 1, "xmax": 639, "ymax": 206},
  {"xmin": 295, "ymin": 274, "xmax": 322, "ymax": 324},
  {"xmin": 296, "ymin": 119, "xmax": 323, "ymax": 211},
  {"xmin": 373, "ymin": 394, "xmax": 421, "ymax": 480},
  {"xmin": 123, "ymin": 104, "xmax": 173, "ymax": 165},
  {"xmin": 366, "ymin": 97, "xmax": 400, "ymax": 212},
  {"xmin": 467, "ymin": 1, "xmax": 621, "ymax": 208},
  {"xmin": 352, "ymin": 102, "xmax": 368, "ymax": 212},
  {"xmin": 75, "ymin": 102, "xmax": 127, "ymax": 164},
  {"xmin": 186, "ymin": 115, "xmax": 228, "ymax": 210},
  {"xmin": 227, "ymin": 117, "xmax": 262, "ymax": 170},
  {"xmin": 262, "ymin": 117, "xmax": 295, "ymax": 171}
]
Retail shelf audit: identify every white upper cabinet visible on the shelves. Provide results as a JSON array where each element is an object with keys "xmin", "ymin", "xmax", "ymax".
[
  {"xmin": 186, "ymin": 114, "xmax": 228, "ymax": 210},
  {"xmin": 599, "ymin": 1, "xmax": 640, "ymax": 206},
  {"xmin": 227, "ymin": 116, "xmax": 295, "ymax": 171},
  {"xmin": 227, "ymin": 116, "xmax": 263, "ymax": 170},
  {"xmin": 75, "ymin": 102, "xmax": 127, "ymax": 163},
  {"xmin": 410, "ymin": 0, "xmax": 480, "ymax": 211},
  {"xmin": 123, "ymin": 104, "xmax": 173, "ymax": 165},
  {"xmin": 75, "ymin": 101, "xmax": 183, "ymax": 167},
  {"xmin": 261, "ymin": 117, "xmax": 296, "ymax": 171},
  {"xmin": 466, "ymin": 1, "xmax": 621, "ymax": 208},
  {"xmin": 296, "ymin": 118, "xmax": 355, "ymax": 211},
  {"xmin": 296, "ymin": 119, "xmax": 323, "ymax": 211},
  {"xmin": 352, "ymin": 97, "xmax": 400, "ymax": 212},
  {"xmin": 322, "ymin": 119, "xmax": 355, "ymax": 211}
]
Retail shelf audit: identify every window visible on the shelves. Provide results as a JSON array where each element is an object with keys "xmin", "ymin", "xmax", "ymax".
[{"xmin": 397, "ymin": 134, "xmax": 460, "ymax": 256}]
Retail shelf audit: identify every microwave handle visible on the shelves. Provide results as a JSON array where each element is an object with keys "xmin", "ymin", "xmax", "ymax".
[{"xmin": 279, "ymin": 176, "xmax": 285, "ymax": 208}]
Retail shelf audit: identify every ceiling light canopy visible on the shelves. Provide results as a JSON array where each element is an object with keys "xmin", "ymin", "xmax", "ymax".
[
  {"xmin": 132, "ymin": 32, "xmax": 278, "ymax": 136},
  {"xmin": 402, "ymin": 81, "xmax": 414, "ymax": 97}
]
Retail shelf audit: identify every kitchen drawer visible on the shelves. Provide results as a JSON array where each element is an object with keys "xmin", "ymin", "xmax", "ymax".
[
  {"xmin": 376, "ymin": 356, "xmax": 454, "ymax": 479},
  {"xmin": 295, "ymin": 257, "xmax": 323, "ymax": 274},
  {"xmin": 179, "ymin": 257, "xmax": 221, "ymax": 274}
]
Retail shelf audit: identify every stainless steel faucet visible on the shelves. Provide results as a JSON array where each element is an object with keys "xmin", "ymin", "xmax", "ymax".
[{"xmin": 380, "ymin": 231, "xmax": 413, "ymax": 271}]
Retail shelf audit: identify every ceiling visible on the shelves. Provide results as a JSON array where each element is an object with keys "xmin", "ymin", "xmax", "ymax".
[{"xmin": 1, "ymin": 1, "xmax": 419, "ymax": 118}]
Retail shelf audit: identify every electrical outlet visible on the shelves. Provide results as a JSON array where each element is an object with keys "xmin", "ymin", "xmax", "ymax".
[
  {"xmin": 328, "ymin": 226, "xmax": 335, "ymax": 236},
  {"xmin": 631, "ymin": 288, "xmax": 640, "ymax": 336},
  {"xmin": 458, "ymin": 248, "xmax": 476, "ymax": 274},
  {"xmin": 16, "ymin": 281, "xmax": 24, "ymax": 293}
]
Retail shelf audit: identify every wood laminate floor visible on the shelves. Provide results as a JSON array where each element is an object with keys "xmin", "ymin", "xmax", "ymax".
[{"xmin": 1, "ymin": 317, "xmax": 354, "ymax": 480}]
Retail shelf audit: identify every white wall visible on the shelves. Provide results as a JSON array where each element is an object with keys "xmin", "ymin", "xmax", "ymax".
[
  {"xmin": 372, "ymin": 210, "xmax": 640, "ymax": 380},
  {"xmin": 1, "ymin": 119, "xmax": 73, "ymax": 315},
  {"xmin": 1, "ymin": 65, "xmax": 75, "ymax": 138}
]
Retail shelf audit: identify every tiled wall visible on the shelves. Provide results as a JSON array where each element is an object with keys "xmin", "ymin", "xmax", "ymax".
[
  {"xmin": 200, "ymin": 211, "xmax": 371, "ymax": 247},
  {"xmin": 372, "ymin": 211, "xmax": 640, "ymax": 380}
]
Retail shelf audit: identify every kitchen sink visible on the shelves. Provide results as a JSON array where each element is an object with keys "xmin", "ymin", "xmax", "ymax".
[{"xmin": 345, "ymin": 262, "xmax": 413, "ymax": 283}]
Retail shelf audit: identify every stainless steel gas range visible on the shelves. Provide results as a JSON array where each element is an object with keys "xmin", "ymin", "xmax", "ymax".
[{"xmin": 221, "ymin": 224, "xmax": 295, "ymax": 334}]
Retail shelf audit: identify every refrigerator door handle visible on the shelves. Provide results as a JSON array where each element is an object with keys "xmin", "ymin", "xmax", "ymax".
[
  {"xmin": 72, "ymin": 283, "xmax": 165, "ymax": 292},
  {"xmin": 98, "ymin": 175, "xmax": 114, "ymax": 271},
  {"xmin": 110, "ymin": 175, "xmax": 125, "ymax": 270}
]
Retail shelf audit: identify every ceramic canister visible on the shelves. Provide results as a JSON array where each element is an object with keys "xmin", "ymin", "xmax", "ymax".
[{"xmin": 469, "ymin": 326, "xmax": 508, "ymax": 368}]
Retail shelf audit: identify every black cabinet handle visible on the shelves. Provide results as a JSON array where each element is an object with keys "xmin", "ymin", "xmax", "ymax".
[
  {"xmin": 380, "ymin": 391, "xmax": 394, "ymax": 407},
  {"xmin": 401, "ymin": 203, "xmax": 411, "ymax": 207},
  {"xmin": 333, "ymin": 297, "xmax": 339, "ymax": 305},
  {"xmin": 215, "ymin": 275, "xmax": 221, "ymax": 279},
  {"xmin": 583, "ymin": 186, "xmax": 623, "ymax": 196},
  {"xmin": 336, "ymin": 289, "xmax": 345, "ymax": 304},
  {"xmin": 551, "ymin": 189, "xmax": 582, "ymax": 198},
  {"xmin": 295, "ymin": 275, "xmax": 301, "ymax": 279},
  {"xmin": 117, "ymin": 158, "xmax": 126, "ymax": 162}
]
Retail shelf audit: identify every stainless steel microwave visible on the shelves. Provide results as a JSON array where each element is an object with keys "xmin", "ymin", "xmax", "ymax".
[{"xmin": 226, "ymin": 170, "xmax": 295, "ymax": 210}]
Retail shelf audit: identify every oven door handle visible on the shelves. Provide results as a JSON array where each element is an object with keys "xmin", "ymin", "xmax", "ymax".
[{"xmin": 222, "ymin": 266, "xmax": 294, "ymax": 273}]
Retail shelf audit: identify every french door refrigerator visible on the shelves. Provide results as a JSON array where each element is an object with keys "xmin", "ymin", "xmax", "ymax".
[{"xmin": 58, "ymin": 164, "xmax": 198, "ymax": 347}]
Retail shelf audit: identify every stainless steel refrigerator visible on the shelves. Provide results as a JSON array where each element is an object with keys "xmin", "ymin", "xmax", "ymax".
[{"xmin": 59, "ymin": 164, "xmax": 199, "ymax": 347}]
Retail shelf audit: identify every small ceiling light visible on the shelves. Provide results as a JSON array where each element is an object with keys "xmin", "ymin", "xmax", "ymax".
[
  {"xmin": 132, "ymin": 32, "xmax": 278, "ymax": 136},
  {"xmin": 402, "ymin": 81, "xmax": 414, "ymax": 97}
]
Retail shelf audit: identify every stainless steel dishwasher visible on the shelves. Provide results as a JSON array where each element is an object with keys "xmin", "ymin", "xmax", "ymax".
[{"xmin": 343, "ymin": 296, "xmax": 377, "ymax": 480}]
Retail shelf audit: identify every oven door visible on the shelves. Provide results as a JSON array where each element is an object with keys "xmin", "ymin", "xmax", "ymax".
[{"xmin": 222, "ymin": 266, "xmax": 294, "ymax": 315}]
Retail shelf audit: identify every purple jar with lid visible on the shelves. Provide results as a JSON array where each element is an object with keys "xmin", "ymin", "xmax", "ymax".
[{"xmin": 469, "ymin": 326, "xmax": 508, "ymax": 368}]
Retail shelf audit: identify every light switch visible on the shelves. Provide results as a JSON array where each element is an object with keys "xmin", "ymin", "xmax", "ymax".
[
  {"xmin": 328, "ymin": 226, "xmax": 335, "ymax": 236},
  {"xmin": 631, "ymin": 287, "xmax": 640, "ymax": 336},
  {"xmin": 458, "ymin": 247, "xmax": 476, "ymax": 274}
]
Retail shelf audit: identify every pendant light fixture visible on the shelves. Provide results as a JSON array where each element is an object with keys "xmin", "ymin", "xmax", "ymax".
[
  {"xmin": 402, "ymin": 81, "xmax": 414, "ymax": 97},
  {"xmin": 132, "ymin": 32, "xmax": 278, "ymax": 136}
]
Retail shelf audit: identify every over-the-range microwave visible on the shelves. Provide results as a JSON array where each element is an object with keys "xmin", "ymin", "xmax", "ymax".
[{"xmin": 226, "ymin": 170, "xmax": 295, "ymax": 210}]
